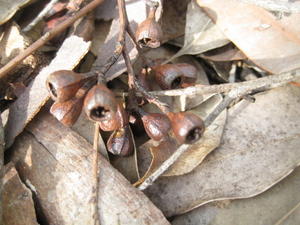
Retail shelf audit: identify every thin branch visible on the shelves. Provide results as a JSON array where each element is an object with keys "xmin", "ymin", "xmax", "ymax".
[
  {"xmin": 0, "ymin": 0, "xmax": 105, "ymax": 80},
  {"xmin": 240, "ymin": 0, "xmax": 300, "ymax": 13},
  {"xmin": 92, "ymin": 123, "xmax": 100, "ymax": 225},
  {"xmin": 122, "ymin": 43, "xmax": 170, "ymax": 113},
  {"xmin": 149, "ymin": 70, "xmax": 300, "ymax": 96},
  {"xmin": 23, "ymin": 0, "xmax": 60, "ymax": 32}
]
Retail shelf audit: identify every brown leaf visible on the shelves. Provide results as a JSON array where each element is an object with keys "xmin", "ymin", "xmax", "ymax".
[
  {"xmin": 197, "ymin": 0, "xmax": 300, "ymax": 74},
  {"xmin": 3, "ymin": 35, "xmax": 91, "ymax": 147},
  {"xmin": 145, "ymin": 84, "xmax": 300, "ymax": 217},
  {"xmin": 3, "ymin": 163, "xmax": 38, "ymax": 225}
]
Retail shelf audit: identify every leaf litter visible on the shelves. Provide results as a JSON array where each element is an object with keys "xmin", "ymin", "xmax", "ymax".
[{"xmin": 1, "ymin": 0, "xmax": 300, "ymax": 224}]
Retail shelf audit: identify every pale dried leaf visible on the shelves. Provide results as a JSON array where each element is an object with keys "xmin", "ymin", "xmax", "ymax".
[
  {"xmin": 145, "ymin": 84, "xmax": 300, "ymax": 217},
  {"xmin": 11, "ymin": 110, "xmax": 170, "ymax": 225},
  {"xmin": 197, "ymin": 0, "xmax": 300, "ymax": 74},
  {"xmin": 172, "ymin": 166, "xmax": 300, "ymax": 225},
  {"xmin": 4, "ymin": 36, "xmax": 91, "ymax": 147},
  {"xmin": 168, "ymin": 0, "xmax": 229, "ymax": 61},
  {"xmin": 0, "ymin": 0, "xmax": 33, "ymax": 25},
  {"xmin": 3, "ymin": 164, "xmax": 38, "ymax": 225}
]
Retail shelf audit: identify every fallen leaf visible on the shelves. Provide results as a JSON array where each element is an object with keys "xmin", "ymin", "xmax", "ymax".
[
  {"xmin": 3, "ymin": 163, "xmax": 38, "ymax": 225},
  {"xmin": 3, "ymin": 35, "xmax": 91, "ymax": 148},
  {"xmin": 200, "ymin": 43, "xmax": 247, "ymax": 62},
  {"xmin": 172, "ymin": 166, "xmax": 300, "ymax": 225},
  {"xmin": 160, "ymin": 0, "xmax": 190, "ymax": 42},
  {"xmin": 197, "ymin": 0, "xmax": 300, "ymax": 74},
  {"xmin": 0, "ymin": 0, "xmax": 33, "ymax": 25},
  {"xmin": 144, "ymin": 84, "xmax": 300, "ymax": 217},
  {"xmin": 167, "ymin": 0, "xmax": 229, "ymax": 62},
  {"xmin": 11, "ymin": 109, "xmax": 170, "ymax": 225}
]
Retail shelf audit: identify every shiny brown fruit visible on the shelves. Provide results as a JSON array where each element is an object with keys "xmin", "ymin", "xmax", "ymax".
[
  {"xmin": 107, "ymin": 125, "xmax": 133, "ymax": 157},
  {"xmin": 176, "ymin": 63, "xmax": 197, "ymax": 83},
  {"xmin": 135, "ymin": 6, "xmax": 162, "ymax": 48},
  {"xmin": 46, "ymin": 70, "xmax": 88, "ymax": 102},
  {"xmin": 84, "ymin": 84, "xmax": 118, "ymax": 122},
  {"xmin": 168, "ymin": 112, "xmax": 205, "ymax": 144},
  {"xmin": 98, "ymin": 102, "xmax": 128, "ymax": 131},
  {"xmin": 50, "ymin": 97, "xmax": 83, "ymax": 127},
  {"xmin": 141, "ymin": 113, "xmax": 171, "ymax": 141},
  {"xmin": 153, "ymin": 64, "xmax": 184, "ymax": 90}
]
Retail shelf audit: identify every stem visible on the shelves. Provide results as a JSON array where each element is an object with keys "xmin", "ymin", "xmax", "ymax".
[
  {"xmin": 0, "ymin": 0, "xmax": 105, "ymax": 80},
  {"xmin": 149, "ymin": 70, "xmax": 300, "ymax": 96},
  {"xmin": 92, "ymin": 123, "xmax": 100, "ymax": 225}
]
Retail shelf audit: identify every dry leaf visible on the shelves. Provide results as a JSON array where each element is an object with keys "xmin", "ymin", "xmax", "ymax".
[
  {"xmin": 3, "ymin": 163, "xmax": 38, "ymax": 225},
  {"xmin": 168, "ymin": 0, "xmax": 229, "ymax": 62},
  {"xmin": 0, "ymin": 0, "xmax": 33, "ymax": 25},
  {"xmin": 160, "ymin": 0, "xmax": 190, "ymax": 42},
  {"xmin": 11, "ymin": 110, "xmax": 170, "ymax": 225},
  {"xmin": 137, "ymin": 94, "xmax": 226, "ymax": 182},
  {"xmin": 172, "ymin": 167, "xmax": 300, "ymax": 225},
  {"xmin": 200, "ymin": 43, "xmax": 247, "ymax": 62},
  {"xmin": 3, "ymin": 35, "xmax": 91, "ymax": 147},
  {"xmin": 197, "ymin": 0, "xmax": 300, "ymax": 74},
  {"xmin": 145, "ymin": 84, "xmax": 300, "ymax": 217}
]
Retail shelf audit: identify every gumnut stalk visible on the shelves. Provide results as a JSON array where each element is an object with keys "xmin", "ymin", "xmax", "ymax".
[
  {"xmin": 135, "ymin": 5, "xmax": 162, "ymax": 48},
  {"xmin": 167, "ymin": 112, "xmax": 205, "ymax": 144},
  {"xmin": 46, "ymin": 70, "xmax": 90, "ymax": 102},
  {"xmin": 84, "ymin": 84, "xmax": 118, "ymax": 122},
  {"xmin": 107, "ymin": 125, "xmax": 134, "ymax": 157}
]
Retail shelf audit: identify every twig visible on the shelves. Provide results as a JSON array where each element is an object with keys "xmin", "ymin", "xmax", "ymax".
[
  {"xmin": 273, "ymin": 200, "xmax": 300, "ymax": 225},
  {"xmin": 138, "ymin": 144, "xmax": 190, "ymax": 191},
  {"xmin": 92, "ymin": 123, "xmax": 100, "ymax": 225},
  {"xmin": 149, "ymin": 70, "xmax": 300, "ymax": 96},
  {"xmin": 23, "ymin": 0, "xmax": 60, "ymax": 32},
  {"xmin": 0, "ymin": 0, "xmax": 105, "ymax": 80},
  {"xmin": 240, "ymin": 0, "xmax": 300, "ymax": 13},
  {"xmin": 122, "ymin": 43, "xmax": 170, "ymax": 113}
]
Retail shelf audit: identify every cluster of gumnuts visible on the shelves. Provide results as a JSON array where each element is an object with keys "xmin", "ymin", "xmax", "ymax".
[{"xmin": 46, "ymin": 3, "xmax": 205, "ymax": 157}]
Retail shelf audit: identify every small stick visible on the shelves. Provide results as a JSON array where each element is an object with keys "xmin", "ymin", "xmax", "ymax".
[
  {"xmin": 149, "ymin": 70, "xmax": 300, "ymax": 96},
  {"xmin": 92, "ymin": 123, "xmax": 100, "ymax": 225},
  {"xmin": 23, "ymin": 0, "xmax": 60, "ymax": 32},
  {"xmin": 0, "ymin": 0, "xmax": 105, "ymax": 79}
]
